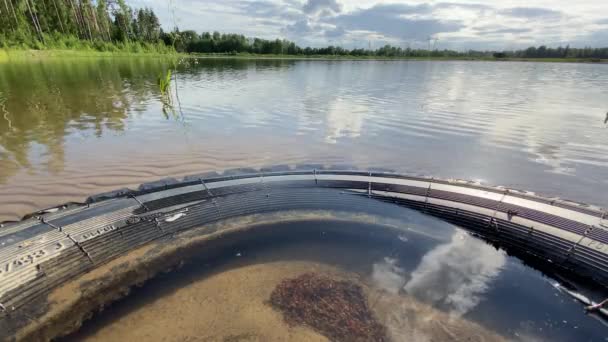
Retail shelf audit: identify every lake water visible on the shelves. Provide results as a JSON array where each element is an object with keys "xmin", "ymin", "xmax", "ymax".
[
  {"xmin": 0, "ymin": 58, "xmax": 607, "ymax": 221},
  {"xmin": 1, "ymin": 58, "xmax": 608, "ymax": 340}
]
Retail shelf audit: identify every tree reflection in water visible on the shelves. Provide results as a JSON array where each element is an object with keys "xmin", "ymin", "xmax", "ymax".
[
  {"xmin": 0, "ymin": 58, "xmax": 172, "ymax": 182},
  {"xmin": 0, "ymin": 57, "xmax": 296, "ymax": 184}
]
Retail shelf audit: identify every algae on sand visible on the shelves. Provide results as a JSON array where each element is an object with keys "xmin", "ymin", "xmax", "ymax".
[{"xmin": 270, "ymin": 272, "xmax": 387, "ymax": 342}]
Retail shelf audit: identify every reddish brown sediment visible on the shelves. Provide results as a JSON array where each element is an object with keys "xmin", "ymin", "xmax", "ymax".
[{"xmin": 270, "ymin": 273, "xmax": 387, "ymax": 342}]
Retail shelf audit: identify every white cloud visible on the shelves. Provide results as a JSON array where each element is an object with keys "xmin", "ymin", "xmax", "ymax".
[
  {"xmin": 133, "ymin": 0, "xmax": 608, "ymax": 48},
  {"xmin": 303, "ymin": 0, "xmax": 343, "ymax": 14},
  {"xmin": 403, "ymin": 231, "xmax": 506, "ymax": 316},
  {"xmin": 372, "ymin": 257, "xmax": 407, "ymax": 294},
  {"xmin": 369, "ymin": 231, "xmax": 506, "ymax": 317},
  {"xmin": 324, "ymin": 98, "xmax": 365, "ymax": 143}
]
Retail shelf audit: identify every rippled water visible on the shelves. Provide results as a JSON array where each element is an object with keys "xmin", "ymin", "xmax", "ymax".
[
  {"xmin": 2, "ymin": 58, "xmax": 608, "ymax": 340},
  {"xmin": 0, "ymin": 58, "xmax": 607, "ymax": 220}
]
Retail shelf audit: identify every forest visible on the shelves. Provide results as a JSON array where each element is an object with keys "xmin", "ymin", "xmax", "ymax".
[
  {"xmin": 1, "ymin": 0, "xmax": 607, "ymax": 59},
  {"xmin": 0, "ymin": 0, "xmax": 170, "ymax": 52}
]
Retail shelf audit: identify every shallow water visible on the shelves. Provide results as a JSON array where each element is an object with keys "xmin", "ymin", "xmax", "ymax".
[
  {"xmin": 63, "ymin": 217, "xmax": 607, "ymax": 341},
  {"xmin": 2, "ymin": 57, "xmax": 607, "ymax": 340},
  {"xmin": 1, "ymin": 58, "xmax": 607, "ymax": 221}
]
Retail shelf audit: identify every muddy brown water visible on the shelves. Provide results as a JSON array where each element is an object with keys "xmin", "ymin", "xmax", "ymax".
[{"xmin": 1, "ymin": 58, "xmax": 607, "ymax": 222}]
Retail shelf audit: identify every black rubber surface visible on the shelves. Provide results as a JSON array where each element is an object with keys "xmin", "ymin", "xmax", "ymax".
[{"xmin": 0, "ymin": 167, "xmax": 606, "ymax": 340}]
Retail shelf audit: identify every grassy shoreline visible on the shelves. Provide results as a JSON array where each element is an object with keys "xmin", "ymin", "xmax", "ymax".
[
  {"xmin": 2, "ymin": 49, "xmax": 607, "ymax": 64},
  {"xmin": 0, "ymin": 49, "xmax": 181, "ymax": 62}
]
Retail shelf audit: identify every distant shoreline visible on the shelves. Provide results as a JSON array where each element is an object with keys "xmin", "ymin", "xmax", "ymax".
[
  {"xmin": 2, "ymin": 49, "xmax": 607, "ymax": 64},
  {"xmin": 190, "ymin": 53, "xmax": 608, "ymax": 64}
]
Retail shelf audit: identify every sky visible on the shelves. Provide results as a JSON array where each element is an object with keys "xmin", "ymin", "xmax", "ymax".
[{"xmin": 131, "ymin": 0, "xmax": 608, "ymax": 50}]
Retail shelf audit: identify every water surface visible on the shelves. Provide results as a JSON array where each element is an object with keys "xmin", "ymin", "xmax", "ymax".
[
  {"xmin": 1, "ymin": 61, "xmax": 607, "ymax": 340},
  {"xmin": 0, "ymin": 58, "xmax": 607, "ymax": 221},
  {"xmin": 63, "ymin": 216, "xmax": 607, "ymax": 341}
]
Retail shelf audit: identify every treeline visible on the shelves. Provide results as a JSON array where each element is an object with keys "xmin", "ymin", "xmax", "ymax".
[
  {"xmin": 374, "ymin": 45, "xmax": 608, "ymax": 59},
  {"xmin": 0, "ymin": 0, "xmax": 171, "ymax": 52},
  {"xmin": 0, "ymin": 0, "xmax": 606, "ymax": 59},
  {"xmin": 174, "ymin": 31, "xmax": 476, "ymax": 56},
  {"xmin": 500, "ymin": 46, "xmax": 608, "ymax": 59},
  {"xmin": 174, "ymin": 32, "xmax": 608, "ymax": 59}
]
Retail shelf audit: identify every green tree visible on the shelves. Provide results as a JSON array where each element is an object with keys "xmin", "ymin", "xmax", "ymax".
[{"xmin": 96, "ymin": 0, "xmax": 111, "ymax": 41}]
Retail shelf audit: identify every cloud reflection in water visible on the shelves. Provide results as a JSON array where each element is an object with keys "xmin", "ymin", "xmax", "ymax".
[{"xmin": 373, "ymin": 231, "xmax": 506, "ymax": 316}]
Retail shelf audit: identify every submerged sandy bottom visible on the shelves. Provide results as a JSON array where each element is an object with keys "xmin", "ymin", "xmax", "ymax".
[{"xmin": 79, "ymin": 261, "xmax": 505, "ymax": 342}]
